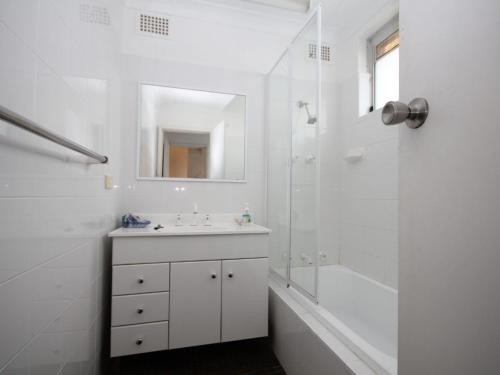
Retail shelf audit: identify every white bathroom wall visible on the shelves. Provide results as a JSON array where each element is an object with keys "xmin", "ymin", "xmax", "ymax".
[
  {"xmin": 122, "ymin": 0, "xmax": 307, "ymax": 74},
  {"xmin": 333, "ymin": 6, "xmax": 399, "ymax": 289},
  {"xmin": 119, "ymin": 55, "xmax": 266, "ymax": 222},
  {"xmin": 0, "ymin": 0, "xmax": 123, "ymax": 374}
]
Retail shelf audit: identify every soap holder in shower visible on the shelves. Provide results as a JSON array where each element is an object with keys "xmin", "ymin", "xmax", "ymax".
[{"xmin": 344, "ymin": 147, "xmax": 364, "ymax": 163}]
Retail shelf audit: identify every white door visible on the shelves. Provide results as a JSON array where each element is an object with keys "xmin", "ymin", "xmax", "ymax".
[
  {"xmin": 399, "ymin": 1, "xmax": 500, "ymax": 374},
  {"xmin": 221, "ymin": 258, "xmax": 269, "ymax": 342},
  {"xmin": 169, "ymin": 261, "xmax": 221, "ymax": 349}
]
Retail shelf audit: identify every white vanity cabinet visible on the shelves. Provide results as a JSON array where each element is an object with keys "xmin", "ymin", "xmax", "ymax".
[
  {"xmin": 108, "ymin": 224, "xmax": 270, "ymax": 358},
  {"xmin": 221, "ymin": 258, "xmax": 269, "ymax": 342},
  {"xmin": 170, "ymin": 261, "xmax": 222, "ymax": 349}
]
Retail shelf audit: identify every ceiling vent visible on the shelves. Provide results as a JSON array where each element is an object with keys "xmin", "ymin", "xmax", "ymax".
[
  {"xmin": 308, "ymin": 43, "xmax": 332, "ymax": 63},
  {"xmin": 137, "ymin": 13, "xmax": 170, "ymax": 38},
  {"xmin": 79, "ymin": 4, "xmax": 110, "ymax": 25}
]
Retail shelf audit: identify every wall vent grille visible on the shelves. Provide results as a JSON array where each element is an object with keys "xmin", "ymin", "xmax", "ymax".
[
  {"xmin": 138, "ymin": 13, "xmax": 169, "ymax": 37},
  {"xmin": 79, "ymin": 4, "xmax": 110, "ymax": 25},
  {"xmin": 308, "ymin": 43, "xmax": 332, "ymax": 63}
]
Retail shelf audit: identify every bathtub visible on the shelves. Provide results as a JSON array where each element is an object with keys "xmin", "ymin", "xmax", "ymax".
[{"xmin": 269, "ymin": 265, "xmax": 397, "ymax": 375}]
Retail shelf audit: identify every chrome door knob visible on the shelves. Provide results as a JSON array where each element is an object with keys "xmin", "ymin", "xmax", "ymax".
[
  {"xmin": 138, "ymin": 277, "xmax": 144, "ymax": 284},
  {"xmin": 136, "ymin": 338, "xmax": 143, "ymax": 345},
  {"xmin": 137, "ymin": 307, "xmax": 144, "ymax": 314},
  {"xmin": 211, "ymin": 273, "xmax": 217, "ymax": 279},
  {"xmin": 382, "ymin": 98, "xmax": 429, "ymax": 129},
  {"xmin": 228, "ymin": 272, "xmax": 234, "ymax": 278}
]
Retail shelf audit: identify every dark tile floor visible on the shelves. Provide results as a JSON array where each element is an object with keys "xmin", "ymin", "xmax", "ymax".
[{"xmin": 116, "ymin": 338, "xmax": 286, "ymax": 375}]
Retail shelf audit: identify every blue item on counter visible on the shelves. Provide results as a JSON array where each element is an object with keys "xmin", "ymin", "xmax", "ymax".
[{"xmin": 122, "ymin": 213, "xmax": 151, "ymax": 228}]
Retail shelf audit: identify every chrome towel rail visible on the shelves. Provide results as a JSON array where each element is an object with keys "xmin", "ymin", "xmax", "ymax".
[{"xmin": 0, "ymin": 104, "xmax": 108, "ymax": 163}]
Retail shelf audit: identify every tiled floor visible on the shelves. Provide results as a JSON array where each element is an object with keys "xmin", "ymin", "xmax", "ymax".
[{"xmin": 117, "ymin": 338, "xmax": 286, "ymax": 375}]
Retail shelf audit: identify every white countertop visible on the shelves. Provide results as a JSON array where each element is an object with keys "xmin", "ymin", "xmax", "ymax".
[{"xmin": 108, "ymin": 223, "xmax": 271, "ymax": 238}]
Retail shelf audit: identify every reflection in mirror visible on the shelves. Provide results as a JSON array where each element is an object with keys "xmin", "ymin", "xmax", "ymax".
[{"xmin": 138, "ymin": 84, "xmax": 246, "ymax": 181}]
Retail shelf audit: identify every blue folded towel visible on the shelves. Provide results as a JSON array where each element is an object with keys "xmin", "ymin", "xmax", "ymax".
[{"xmin": 122, "ymin": 214, "xmax": 151, "ymax": 228}]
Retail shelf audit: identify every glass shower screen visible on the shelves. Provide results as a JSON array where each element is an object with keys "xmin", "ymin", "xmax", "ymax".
[{"xmin": 267, "ymin": 9, "xmax": 321, "ymax": 301}]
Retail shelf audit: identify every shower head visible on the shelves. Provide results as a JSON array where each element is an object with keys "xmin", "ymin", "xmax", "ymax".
[{"xmin": 297, "ymin": 101, "xmax": 317, "ymax": 124}]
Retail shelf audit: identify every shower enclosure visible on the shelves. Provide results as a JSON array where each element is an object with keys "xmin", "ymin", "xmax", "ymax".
[
  {"xmin": 267, "ymin": 8, "xmax": 321, "ymax": 298},
  {"xmin": 267, "ymin": 5, "xmax": 399, "ymax": 374}
]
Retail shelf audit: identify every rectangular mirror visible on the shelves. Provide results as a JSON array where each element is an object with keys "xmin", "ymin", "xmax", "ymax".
[{"xmin": 138, "ymin": 84, "xmax": 246, "ymax": 181}]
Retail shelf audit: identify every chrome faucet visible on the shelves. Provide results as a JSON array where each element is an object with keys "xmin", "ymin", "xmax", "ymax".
[
  {"xmin": 175, "ymin": 214, "xmax": 183, "ymax": 226},
  {"xmin": 191, "ymin": 202, "xmax": 200, "ymax": 226},
  {"xmin": 203, "ymin": 214, "xmax": 212, "ymax": 226}
]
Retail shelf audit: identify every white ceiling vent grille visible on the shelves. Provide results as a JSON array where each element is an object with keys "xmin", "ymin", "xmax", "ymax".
[
  {"xmin": 79, "ymin": 4, "xmax": 110, "ymax": 25},
  {"xmin": 308, "ymin": 43, "xmax": 332, "ymax": 63},
  {"xmin": 138, "ymin": 13, "xmax": 170, "ymax": 37}
]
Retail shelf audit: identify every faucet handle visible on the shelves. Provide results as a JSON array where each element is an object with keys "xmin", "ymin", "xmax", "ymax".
[
  {"xmin": 204, "ymin": 214, "xmax": 212, "ymax": 226},
  {"xmin": 175, "ymin": 214, "xmax": 183, "ymax": 226}
]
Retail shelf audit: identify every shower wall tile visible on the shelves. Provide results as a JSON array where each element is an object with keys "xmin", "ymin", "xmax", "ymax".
[
  {"xmin": 335, "ymin": 45, "xmax": 399, "ymax": 288},
  {"xmin": 0, "ymin": 1, "xmax": 122, "ymax": 374}
]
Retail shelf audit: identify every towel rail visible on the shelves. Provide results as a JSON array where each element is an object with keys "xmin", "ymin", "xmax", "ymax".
[{"xmin": 0, "ymin": 104, "xmax": 108, "ymax": 163}]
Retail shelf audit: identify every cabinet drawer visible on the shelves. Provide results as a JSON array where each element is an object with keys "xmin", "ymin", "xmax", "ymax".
[
  {"xmin": 112, "ymin": 292, "xmax": 169, "ymax": 326},
  {"xmin": 110, "ymin": 321, "xmax": 168, "ymax": 357},
  {"xmin": 112, "ymin": 263, "xmax": 170, "ymax": 295}
]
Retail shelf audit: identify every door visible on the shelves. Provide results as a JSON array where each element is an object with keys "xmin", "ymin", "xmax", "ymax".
[
  {"xmin": 399, "ymin": 1, "xmax": 500, "ymax": 374},
  {"xmin": 169, "ymin": 261, "xmax": 221, "ymax": 349},
  {"xmin": 221, "ymin": 258, "xmax": 269, "ymax": 342}
]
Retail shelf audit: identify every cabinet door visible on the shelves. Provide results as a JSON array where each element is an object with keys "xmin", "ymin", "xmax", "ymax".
[
  {"xmin": 221, "ymin": 258, "xmax": 268, "ymax": 342},
  {"xmin": 169, "ymin": 261, "xmax": 221, "ymax": 349}
]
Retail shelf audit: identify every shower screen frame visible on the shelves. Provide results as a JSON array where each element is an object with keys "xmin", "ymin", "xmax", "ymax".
[{"xmin": 266, "ymin": 5, "xmax": 322, "ymax": 304}]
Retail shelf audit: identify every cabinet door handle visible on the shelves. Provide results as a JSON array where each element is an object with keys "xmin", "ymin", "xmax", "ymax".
[
  {"xmin": 137, "ymin": 307, "xmax": 144, "ymax": 314},
  {"xmin": 137, "ymin": 277, "xmax": 144, "ymax": 284},
  {"xmin": 211, "ymin": 273, "xmax": 217, "ymax": 279},
  {"xmin": 228, "ymin": 272, "xmax": 234, "ymax": 279},
  {"xmin": 136, "ymin": 338, "xmax": 143, "ymax": 345}
]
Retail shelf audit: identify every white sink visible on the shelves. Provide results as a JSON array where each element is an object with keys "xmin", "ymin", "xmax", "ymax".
[
  {"xmin": 109, "ymin": 222, "xmax": 270, "ymax": 237},
  {"xmin": 162, "ymin": 225, "xmax": 230, "ymax": 232}
]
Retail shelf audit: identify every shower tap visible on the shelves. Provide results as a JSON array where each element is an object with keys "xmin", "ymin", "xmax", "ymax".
[
  {"xmin": 300, "ymin": 252, "xmax": 313, "ymax": 265},
  {"xmin": 297, "ymin": 100, "xmax": 317, "ymax": 124}
]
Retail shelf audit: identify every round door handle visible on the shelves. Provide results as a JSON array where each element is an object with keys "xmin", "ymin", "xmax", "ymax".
[
  {"xmin": 137, "ymin": 277, "xmax": 144, "ymax": 284},
  {"xmin": 137, "ymin": 307, "xmax": 144, "ymax": 314},
  {"xmin": 228, "ymin": 273, "xmax": 234, "ymax": 278},
  {"xmin": 211, "ymin": 273, "xmax": 217, "ymax": 279},
  {"xmin": 382, "ymin": 98, "xmax": 429, "ymax": 129},
  {"xmin": 136, "ymin": 338, "xmax": 143, "ymax": 345}
]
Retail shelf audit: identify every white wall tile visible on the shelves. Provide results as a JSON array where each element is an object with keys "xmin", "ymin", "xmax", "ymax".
[
  {"xmin": 0, "ymin": 1, "xmax": 121, "ymax": 374},
  {"xmin": 333, "ymin": 33, "xmax": 399, "ymax": 287}
]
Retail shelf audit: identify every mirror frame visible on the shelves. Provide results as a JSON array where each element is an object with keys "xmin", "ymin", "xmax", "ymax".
[{"xmin": 136, "ymin": 82, "xmax": 248, "ymax": 183}]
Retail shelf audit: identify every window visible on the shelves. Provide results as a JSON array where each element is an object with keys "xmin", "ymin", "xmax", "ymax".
[{"xmin": 369, "ymin": 19, "xmax": 399, "ymax": 110}]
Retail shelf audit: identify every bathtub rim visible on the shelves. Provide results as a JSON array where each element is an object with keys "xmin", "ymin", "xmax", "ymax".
[{"xmin": 269, "ymin": 267, "xmax": 397, "ymax": 375}]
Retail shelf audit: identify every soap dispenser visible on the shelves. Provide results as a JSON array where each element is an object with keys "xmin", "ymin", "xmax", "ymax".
[{"xmin": 242, "ymin": 203, "xmax": 252, "ymax": 225}]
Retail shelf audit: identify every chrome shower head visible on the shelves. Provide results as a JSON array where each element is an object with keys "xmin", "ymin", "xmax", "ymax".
[{"xmin": 297, "ymin": 101, "xmax": 317, "ymax": 124}]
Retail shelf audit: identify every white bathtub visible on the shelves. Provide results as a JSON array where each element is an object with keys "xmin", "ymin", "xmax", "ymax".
[{"xmin": 270, "ymin": 265, "xmax": 397, "ymax": 375}]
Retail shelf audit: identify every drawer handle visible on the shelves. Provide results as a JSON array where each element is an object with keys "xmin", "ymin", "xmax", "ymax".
[
  {"xmin": 137, "ymin": 277, "xmax": 144, "ymax": 284},
  {"xmin": 136, "ymin": 338, "xmax": 143, "ymax": 345},
  {"xmin": 211, "ymin": 273, "xmax": 217, "ymax": 279},
  {"xmin": 137, "ymin": 307, "xmax": 144, "ymax": 314},
  {"xmin": 228, "ymin": 272, "xmax": 234, "ymax": 279}
]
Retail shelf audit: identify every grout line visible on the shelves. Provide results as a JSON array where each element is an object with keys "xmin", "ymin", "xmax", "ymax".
[
  {"xmin": 0, "ymin": 295, "xmax": 77, "ymax": 373},
  {"xmin": 0, "ymin": 239, "xmax": 95, "ymax": 287}
]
